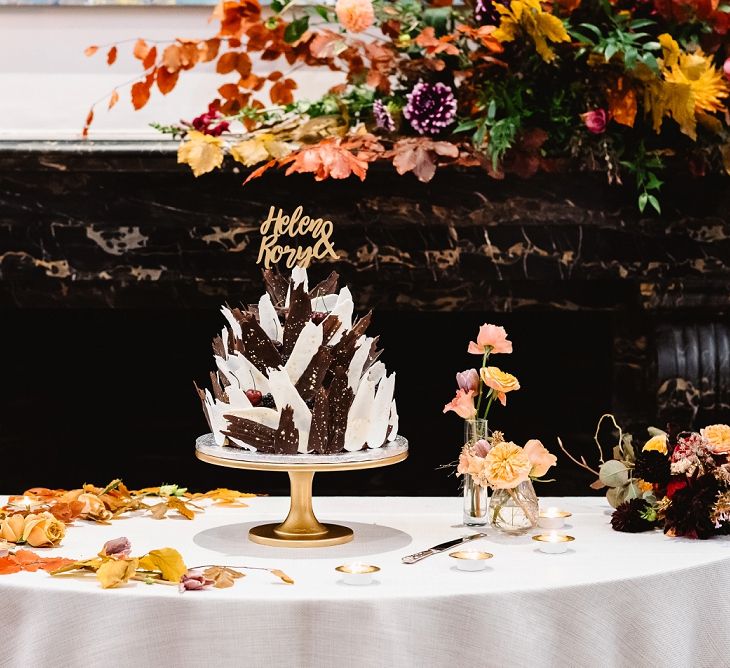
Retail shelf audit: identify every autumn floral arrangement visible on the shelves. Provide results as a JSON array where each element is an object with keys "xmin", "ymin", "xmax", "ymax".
[
  {"xmin": 443, "ymin": 323, "xmax": 556, "ymax": 531},
  {"xmin": 561, "ymin": 415, "xmax": 730, "ymax": 538},
  {"xmin": 86, "ymin": 0, "xmax": 730, "ymax": 212}
]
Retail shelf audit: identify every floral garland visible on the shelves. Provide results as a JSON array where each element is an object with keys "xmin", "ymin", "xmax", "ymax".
[{"xmin": 85, "ymin": 0, "xmax": 730, "ymax": 212}]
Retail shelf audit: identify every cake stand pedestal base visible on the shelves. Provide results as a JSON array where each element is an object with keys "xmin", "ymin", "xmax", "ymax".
[{"xmin": 248, "ymin": 471, "xmax": 354, "ymax": 547}]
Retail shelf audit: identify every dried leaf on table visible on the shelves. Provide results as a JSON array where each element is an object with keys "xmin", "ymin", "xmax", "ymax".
[
  {"xmin": 203, "ymin": 566, "xmax": 245, "ymax": 588},
  {"xmin": 138, "ymin": 548, "xmax": 187, "ymax": 582},
  {"xmin": 270, "ymin": 568, "xmax": 294, "ymax": 584},
  {"xmin": 167, "ymin": 497, "xmax": 197, "ymax": 520},
  {"xmin": 189, "ymin": 488, "xmax": 256, "ymax": 506},
  {"xmin": 96, "ymin": 557, "xmax": 139, "ymax": 589},
  {"xmin": 0, "ymin": 549, "xmax": 75, "ymax": 575}
]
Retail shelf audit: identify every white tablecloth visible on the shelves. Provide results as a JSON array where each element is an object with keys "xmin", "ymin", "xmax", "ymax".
[{"xmin": 1, "ymin": 496, "xmax": 729, "ymax": 668}]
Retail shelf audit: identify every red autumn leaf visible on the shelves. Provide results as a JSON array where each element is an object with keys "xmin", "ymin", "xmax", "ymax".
[
  {"xmin": 268, "ymin": 70, "xmax": 283, "ymax": 82},
  {"xmin": 143, "ymin": 46, "xmax": 158, "ymax": 71},
  {"xmin": 84, "ymin": 45, "xmax": 99, "ymax": 57},
  {"xmin": 162, "ymin": 44, "xmax": 182, "ymax": 73},
  {"xmin": 0, "ymin": 557, "xmax": 21, "ymax": 575},
  {"xmin": 281, "ymin": 138, "xmax": 369, "ymax": 181},
  {"xmin": 235, "ymin": 52, "xmax": 252, "ymax": 77},
  {"xmin": 243, "ymin": 158, "xmax": 278, "ymax": 184},
  {"xmin": 131, "ymin": 81, "xmax": 151, "ymax": 110},
  {"xmin": 107, "ymin": 46, "xmax": 117, "ymax": 65},
  {"xmin": 82, "ymin": 107, "xmax": 95, "ymax": 138},
  {"xmin": 216, "ymin": 51, "xmax": 239, "ymax": 74},
  {"xmin": 270, "ymin": 78, "xmax": 297, "ymax": 105},
  {"xmin": 133, "ymin": 38, "xmax": 151, "ymax": 61},
  {"xmin": 157, "ymin": 67, "xmax": 179, "ymax": 95},
  {"xmin": 201, "ymin": 38, "xmax": 221, "ymax": 62},
  {"xmin": 309, "ymin": 30, "xmax": 343, "ymax": 59},
  {"xmin": 47, "ymin": 500, "xmax": 84, "ymax": 522},
  {"xmin": 239, "ymin": 73, "xmax": 265, "ymax": 91},
  {"xmin": 218, "ymin": 83, "xmax": 240, "ymax": 99},
  {"xmin": 415, "ymin": 27, "xmax": 460, "ymax": 56}
]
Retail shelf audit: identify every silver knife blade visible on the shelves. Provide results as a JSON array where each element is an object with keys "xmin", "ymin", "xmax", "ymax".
[{"xmin": 401, "ymin": 533, "xmax": 487, "ymax": 564}]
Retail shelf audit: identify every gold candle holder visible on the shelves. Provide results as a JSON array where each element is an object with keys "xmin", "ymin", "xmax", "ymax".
[
  {"xmin": 538, "ymin": 507, "xmax": 572, "ymax": 530},
  {"xmin": 449, "ymin": 550, "xmax": 493, "ymax": 571},
  {"xmin": 532, "ymin": 532, "xmax": 575, "ymax": 554},
  {"xmin": 336, "ymin": 563, "xmax": 380, "ymax": 585}
]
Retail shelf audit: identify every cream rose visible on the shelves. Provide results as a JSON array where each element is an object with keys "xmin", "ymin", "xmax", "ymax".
[
  {"xmin": 480, "ymin": 366, "xmax": 520, "ymax": 406},
  {"xmin": 22, "ymin": 512, "xmax": 66, "ymax": 547},
  {"xmin": 0, "ymin": 514, "xmax": 26, "ymax": 543},
  {"xmin": 701, "ymin": 424, "xmax": 730, "ymax": 454},
  {"xmin": 484, "ymin": 441, "xmax": 531, "ymax": 489}
]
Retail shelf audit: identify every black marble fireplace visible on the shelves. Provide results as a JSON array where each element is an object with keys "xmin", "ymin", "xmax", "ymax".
[{"xmin": 1, "ymin": 140, "xmax": 728, "ymax": 496}]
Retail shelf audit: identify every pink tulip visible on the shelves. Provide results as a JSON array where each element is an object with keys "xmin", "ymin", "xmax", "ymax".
[{"xmin": 456, "ymin": 368, "xmax": 479, "ymax": 393}]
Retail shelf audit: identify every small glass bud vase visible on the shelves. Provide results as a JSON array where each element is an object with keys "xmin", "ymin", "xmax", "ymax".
[
  {"xmin": 462, "ymin": 419, "xmax": 489, "ymax": 526},
  {"xmin": 488, "ymin": 479, "xmax": 539, "ymax": 535}
]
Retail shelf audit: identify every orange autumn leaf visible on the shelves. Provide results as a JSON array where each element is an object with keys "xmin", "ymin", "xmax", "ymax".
[
  {"xmin": 82, "ymin": 107, "xmax": 94, "ymax": 138},
  {"xmin": 133, "ymin": 38, "xmax": 151, "ymax": 61},
  {"xmin": 243, "ymin": 158, "xmax": 278, "ymax": 184},
  {"xmin": 0, "ymin": 550, "xmax": 75, "ymax": 575},
  {"xmin": 270, "ymin": 78, "xmax": 297, "ymax": 105},
  {"xmin": 107, "ymin": 46, "xmax": 117, "ymax": 66},
  {"xmin": 216, "ymin": 51, "xmax": 239, "ymax": 74},
  {"xmin": 84, "ymin": 45, "xmax": 99, "ymax": 57},
  {"xmin": 143, "ymin": 46, "xmax": 158, "ymax": 71},
  {"xmin": 608, "ymin": 78, "xmax": 637, "ymax": 128},
  {"xmin": 108, "ymin": 90, "xmax": 119, "ymax": 110},
  {"xmin": 218, "ymin": 82, "xmax": 240, "ymax": 99},
  {"xmin": 162, "ymin": 44, "xmax": 182, "ymax": 73},
  {"xmin": 415, "ymin": 27, "xmax": 460, "ymax": 56},
  {"xmin": 157, "ymin": 68, "xmax": 179, "ymax": 95},
  {"xmin": 131, "ymin": 81, "xmax": 151, "ymax": 110},
  {"xmin": 201, "ymin": 38, "xmax": 221, "ymax": 62},
  {"xmin": 281, "ymin": 138, "xmax": 369, "ymax": 181}
]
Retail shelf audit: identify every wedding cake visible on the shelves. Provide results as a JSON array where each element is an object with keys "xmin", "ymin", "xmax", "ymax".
[{"xmin": 197, "ymin": 268, "xmax": 398, "ymax": 455}]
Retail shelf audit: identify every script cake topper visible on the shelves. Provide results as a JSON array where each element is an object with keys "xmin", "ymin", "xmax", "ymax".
[{"xmin": 256, "ymin": 204, "xmax": 337, "ymax": 269}]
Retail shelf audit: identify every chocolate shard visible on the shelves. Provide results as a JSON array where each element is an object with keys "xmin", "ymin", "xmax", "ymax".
[
  {"xmin": 263, "ymin": 268, "xmax": 289, "ymax": 308},
  {"xmin": 210, "ymin": 371, "xmax": 228, "ymax": 402},
  {"xmin": 295, "ymin": 345, "xmax": 334, "ymax": 402},
  {"xmin": 308, "ymin": 388, "xmax": 330, "ymax": 454},
  {"xmin": 273, "ymin": 405, "xmax": 300, "ymax": 455},
  {"xmin": 212, "ymin": 335, "xmax": 226, "ymax": 359},
  {"xmin": 309, "ymin": 271, "xmax": 339, "ymax": 300},
  {"xmin": 364, "ymin": 337, "xmax": 382, "ymax": 373},
  {"xmin": 218, "ymin": 368, "xmax": 232, "ymax": 388},
  {"xmin": 194, "ymin": 382, "xmax": 213, "ymax": 432},
  {"xmin": 349, "ymin": 311, "xmax": 372, "ymax": 340},
  {"xmin": 327, "ymin": 366, "xmax": 354, "ymax": 454},
  {"xmin": 235, "ymin": 311, "xmax": 282, "ymax": 372},
  {"xmin": 321, "ymin": 315, "xmax": 341, "ymax": 346},
  {"xmin": 224, "ymin": 415, "xmax": 276, "ymax": 453},
  {"xmin": 282, "ymin": 282, "xmax": 312, "ymax": 358}
]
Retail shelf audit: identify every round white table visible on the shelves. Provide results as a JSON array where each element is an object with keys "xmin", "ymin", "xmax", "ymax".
[{"xmin": 1, "ymin": 496, "xmax": 729, "ymax": 668}]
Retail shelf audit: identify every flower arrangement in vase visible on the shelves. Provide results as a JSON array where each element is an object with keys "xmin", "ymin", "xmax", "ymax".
[{"xmin": 444, "ymin": 324, "xmax": 556, "ymax": 533}]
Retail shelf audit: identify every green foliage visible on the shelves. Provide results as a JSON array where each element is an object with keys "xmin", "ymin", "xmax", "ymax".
[
  {"xmin": 621, "ymin": 143, "xmax": 664, "ymax": 214},
  {"xmin": 284, "ymin": 15, "xmax": 309, "ymax": 43}
]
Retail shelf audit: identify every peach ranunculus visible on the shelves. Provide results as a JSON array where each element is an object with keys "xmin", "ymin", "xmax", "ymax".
[
  {"xmin": 523, "ymin": 439, "xmax": 557, "ymax": 478},
  {"xmin": 484, "ymin": 441, "xmax": 531, "ymax": 489},
  {"xmin": 642, "ymin": 433, "xmax": 668, "ymax": 455},
  {"xmin": 0, "ymin": 512, "xmax": 66, "ymax": 547},
  {"xmin": 468, "ymin": 324, "xmax": 513, "ymax": 355},
  {"xmin": 335, "ymin": 0, "xmax": 374, "ymax": 33},
  {"xmin": 457, "ymin": 451, "xmax": 484, "ymax": 477},
  {"xmin": 443, "ymin": 389, "xmax": 477, "ymax": 419},
  {"xmin": 480, "ymin": 366, "xmax": 520, "ymax": 406},
  {"xmin": 701, "ymin": 424, "xmax": 730, "ymax": 454}
]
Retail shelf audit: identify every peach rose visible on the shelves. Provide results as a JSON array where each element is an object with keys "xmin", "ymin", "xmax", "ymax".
[
  {"xmin": 443, "ymin": 388, "xmax": 477, "ymax": 419},
  {"xmin": 701, "ymin": 424, "xmax": 730, "ymax": 454},
  {"xmin": 335, "ymin": 0, "xmax": 374, "ymax": 33},
  {"xmin": 0, "ymin": 514, "xmax": 26, "ymax": 543},
  {"xmin": 642, "ymin": 433, "xmax": 668, "ymax": 455},
  {"xmin": 480, "ymin": 366, "xmax": 520, "ymax": 406},
  {"xmin": 523, "ymin": 439, "xmax": 557, "ymax": 478},
  {"xmin": 484, "ymin": 441, "xmax": 531, "ymax": 489},
  {"xmin": 457, "ymin": 451, "xmax": 484, "ymax": 477},
  {"xmin": 22, "ymin": 512, "xmax": 66, "ymax": 547},
  {"xmin": 468, "ymin": 323, "xmax": 512, "ymax": 355}
]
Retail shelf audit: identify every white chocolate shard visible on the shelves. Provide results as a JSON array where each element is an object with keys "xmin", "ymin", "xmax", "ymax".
[
  {"xmin": 310, "ymin": 293, "xmax": 339, "ymax": 314},
  {"xmin": 347, "ymin": 336, "xmax": 372, "ymax": 392},
  {"xmin": 267, "ymin": 367, "xmax": 312, "ymax": 453},
  {"xmin": 367, "ymin": 361, "xmax": 386, "ymax": 385},
  {"xmin": 226, "ymin": 384, "xmax": 253, "ymax": 410},
  {"xmin": 203, "ymin": 390, "xmax": 229, "ymax": 446},
  {"xmin": 344, "ymin": 377, "xmax": 376, "ymax": 452},
  {"xmin": 285, "ymin": 321, "xmax": 323, "ymax": 386},
  {"xmin": 387, "ymin": 399, "xmax": 399, "ymax": 442},
  {"xmin": 258, "ymin": 293, "xmax": 282, "ymax": 343},
  {"xmin": 220, "ymin": 306, "xmax": 242, "ymax": 339},
  {"xmin": 285, "ymin": 267, "xmax": 309, "ymax": 307},
  {"xmin": 217, "ymin": 353, "xmax": 270, "ymax": 396},
  {"xmin": 367, "ymin": 373, "xmax": 395, "ymax": 448},
  {"xmin": 327, "ymin": 287, "xmax": 354, "ymax": 345}
]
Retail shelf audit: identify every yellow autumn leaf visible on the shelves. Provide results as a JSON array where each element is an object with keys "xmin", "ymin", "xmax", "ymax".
[
  {"xmin": 96, "ymin": 557, "xmax": 139, "ymax": 589},
  {"xmin": 167, "ymin": 496, "xmax": 196, "ymax": 520},
  {"xmin": 230, "ymin": 134, "xmax": 295, "ymax": 167},
  {"xmin": 203, "ymin": 566, "xmax": 245, "ymax": 588},
  {"xmin": 190, "ymin": 488, "xmax": 256, "ymax": 505},
  {"xmin": 493, "ymin": 0, "xmax": 569, "ymax": 63},
  {"xmin": 659, "ymin": 33, "xmax": 679, "ymax": 69},
  {"xmin": 177, "ymin": 131, "xmax": 224, "ymax": 177},
  {"xmin": 138, "ymin": 548, "xmax": 187, "ymax": 582},
  {"xmin": 50, "ymin": 557, "xmax": 103, "ymax": 575},
  {"xmin": 270, "ymin": 568, "xmax": 294, "ymax": 584}
]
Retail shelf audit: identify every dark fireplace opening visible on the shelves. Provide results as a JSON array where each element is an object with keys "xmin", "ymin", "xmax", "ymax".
[{"xmin": 0, "ymin": 308, "xmax": 612, "ymax": 496}]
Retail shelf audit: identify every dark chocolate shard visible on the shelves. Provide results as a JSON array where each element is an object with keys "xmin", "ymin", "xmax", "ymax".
[
  {"xmin": 210, "ymin": 371, "xmax": 229, "ymax": 402},
  {"xmin": 224, "ymin": 415, "xmax": 276, "ymax": 453},
  {"xmin": 364, "ymin": 337, "xmax": 382, "ymax": 374},
  {"xmin": 321, "ymin": 315, "xmax": 341, "ymax": 346},
  {"xmin": 309, "ymin": 271, "xmax": 339, "ymax": 300},
  {"xmin": 307, "ymin": 388, "xmax": 330, "ymax": 453},
  {"xmin": 212, "ymin": 335, "xmax": 226, "ymax": 359},
  {"xmin": 235, "ymin": 312, "xmax": 282, "ymax": 372},
  {"xmin": 295, "ymin": 345, "xmax": 334, "ymax": 402},
  {"xmin": 327, "ymin": 366, "xmax": 354, "ymax": 454},
  {"xmin": 273, "ymin": 405, "xmax": 300, "ymax": 455},
  {"xmin": 263, "ymin": 269, "xmax": 289, "ymax": 308},
  {"xmin": 349, "ymin": 311, "xmax": 372, "ymax": 340},
  {"xmin": 282, "ymin": 282, "xmax": 312, "ymax": 358},
  {"xmin": 194, "ymin": 382, "xmax": 213, "ymax": 433},
  {"xmin": 218, "ymin": 368, "xmax": 232, "ymax": 388}
]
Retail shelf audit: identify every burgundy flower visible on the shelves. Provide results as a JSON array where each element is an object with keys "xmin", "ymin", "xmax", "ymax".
[
  {"xmin": 179, "ymin": 569, "xmax": 214, "ymax": 592},
  {"xmin": 403, "ymin": 82, "xmax": 457, "ymax": 136},
  {"xmin": 373, "ymin": 99, "xmax": 395, "ymax": 132},
  {"xmin": 102, "ymin": 536, "xmax": 132, "ymax": 558},
  {"xmin": 191, "ymin": 103, "xmax": 230, "ymax": 137},
  {"xmin": 581, "ymin": 109, "xmax": 608, "ymax": 134}
]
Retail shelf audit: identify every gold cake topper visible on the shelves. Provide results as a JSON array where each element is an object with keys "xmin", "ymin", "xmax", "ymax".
[{"xmin": 256, "ymin": 205, "xmax": 337, "ymax": 269}]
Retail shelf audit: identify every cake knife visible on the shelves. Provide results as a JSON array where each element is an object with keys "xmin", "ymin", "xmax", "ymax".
[{"xmin": 401, "ymin": 533, "xmax": 488, "ymax": 564}]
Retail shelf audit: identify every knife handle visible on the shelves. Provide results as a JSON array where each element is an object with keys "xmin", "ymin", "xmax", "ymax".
[{"xmin": 402, "ymin": 549, "xmax": 436, "ymax": 564}]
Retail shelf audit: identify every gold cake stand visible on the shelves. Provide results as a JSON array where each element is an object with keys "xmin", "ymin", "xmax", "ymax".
[{"xmin": 195, "ymin": 434, "xmax": 408, "ymax": 547}]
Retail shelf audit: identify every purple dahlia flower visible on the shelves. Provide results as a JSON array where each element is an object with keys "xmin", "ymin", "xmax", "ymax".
[
  {"xmin": 475, "ymin": 0, "xmax": 501, "ymax": 24},
  {"xmin": 403, "ymin": 82, "xmax": 457, "ymax": 136},
  {"xmin": 373, "ymin": 99, "xmax": 395, "ymax": 132}
]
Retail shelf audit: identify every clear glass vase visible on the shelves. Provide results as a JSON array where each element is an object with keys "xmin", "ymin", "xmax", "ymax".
[
  {"xmin": 488, "ymin": 479, "xmax": 539, "ymax": 535},
  {"xmin": 462, "ymin": 419, "xmax": 489, "ymax": 526}
]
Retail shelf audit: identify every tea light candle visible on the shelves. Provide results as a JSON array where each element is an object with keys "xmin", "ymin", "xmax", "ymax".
[
  {"xmin": 10, "ymin": 496, "xmax": 37, "ymax": 512},
  {"xmin": 449, "ymin": 550, "xmax": 493, "ymax": 571},
  {"xmin": 538, "ymin": 507, "xmax": 572, "ymax": 530},
  {"xmin": 532, "ymin": 532, "xmax": 575, "ymax": 554},
  {"xmin": 336, "ymin": 563, "xmax": 380, "ymax": 585}
]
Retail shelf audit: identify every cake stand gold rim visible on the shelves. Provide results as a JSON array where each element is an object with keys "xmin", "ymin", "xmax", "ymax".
[
  {"xmin": 195, "ymin": 448, "xmax": 408, "ymax": 472},
  {"xmin": 248, "ymin": 522, "xmax": 354, "ymax": 547}
]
